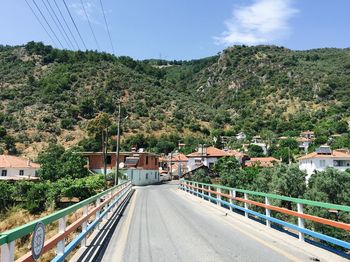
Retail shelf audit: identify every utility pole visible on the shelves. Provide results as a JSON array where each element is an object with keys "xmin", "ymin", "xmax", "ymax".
[
  {"xmin": 115, "ymin": 103, "xmax": 121, "ymax": 186},
  {"xmin": 103, "ymin": 127, "xmax": 108, "ymax": 189},
  {"xmin": 169, "ymin": 151, "xmax": 173, "ymax": 180}
]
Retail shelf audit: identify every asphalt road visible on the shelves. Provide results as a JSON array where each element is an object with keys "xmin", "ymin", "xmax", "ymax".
[{"xmin": 99, "ymin": 182, "xmax": 340, "ymax": 262}]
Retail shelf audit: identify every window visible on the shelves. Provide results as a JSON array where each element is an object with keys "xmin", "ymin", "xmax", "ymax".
[
  {"xmin": 19, "ymin": 170, "xmax": 24, "ymax": 176},
  {"xmin": 146, "ymin": 156, "xmax": 149, "ymax": 165},
  {"xmin": 106, "ymin": 155, "xmax": 112, "ymax": 165},
  {"xmin": 320, "ymin": 160, "xmax": 326, "ymax": 167},
  {"xmin": 155, "ymin": 158, "xmax": 157, "ymax": 165},
  {"xmin": 1, "ymin": 170, "xmax": 7, "ymax": 176},
  {"xmin": 146, "ymin": 173, "xmax": 148, "ymax": 179},
  {"xmin": 195, "ymin": 159, "xmax": 202, "ymax": 164},
  {"xmin": 155, "ymin": 172, "xmax": 157, "ymax": 179}
]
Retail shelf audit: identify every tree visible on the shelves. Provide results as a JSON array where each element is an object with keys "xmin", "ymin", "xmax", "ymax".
[
  {"xmin": 191, "ymin": 169, "xmax": 211, "ymax": 184},
  {"xmin": 304, "ymin": 168, "xmax": 350, "ymax": 242},
  {"xmin": 38, "ymin": 144, "xmax": 65, "ymax": 181},
  {"xmin": 269, "ymin": 164, "xmax": 306, "ymax": 209},
  {"xmin": 213, "ymin": 157, "xmax": 242, "ymax": 188},
  {"xmin": 248, "ymin": 144, "xmax": 265, "ymax": 157},
  {"xmin": 87, "ymin": 113, "xmax": 112, "ymax": 187},
  {"xmin": 38, "ymin": 144, "xmax": 88, "ymax": 181}
]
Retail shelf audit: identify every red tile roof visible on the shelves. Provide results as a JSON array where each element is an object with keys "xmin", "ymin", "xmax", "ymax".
[
  {"xmin": 245, "ymin": 157, "xmax": 281, "ymax": 167},
  {"xmin": 187, "ymin": 147, "xmax": 227, "ymax": 157},
  {"xmin": 298, "ymin": 150, "xmax": 350, "ymax": 160},
  {"xmin": 0, "ymin": 155, "xmax": 40, "ymax": 168},
  {"xmin": 187, "ymin": 147, "xmax": 245, "ymax": 158}
]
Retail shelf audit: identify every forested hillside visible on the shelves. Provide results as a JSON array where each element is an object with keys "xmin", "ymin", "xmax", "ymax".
[{"xmin": 0, "ymin": 42, "xmax": 350, "ymax": 157}]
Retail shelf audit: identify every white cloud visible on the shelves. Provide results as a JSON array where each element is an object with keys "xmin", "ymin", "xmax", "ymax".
[
  {"xmin": 215, "ymin": 0, "xmax": 298, "ymax": 46},
  {"xmin": 70, "ymin": 1, "xmax": 101, "ymax": 25}
]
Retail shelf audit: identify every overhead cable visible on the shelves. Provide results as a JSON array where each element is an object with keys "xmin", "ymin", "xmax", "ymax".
[
  {"xmin": 45, "ymin": 0, "xmax": 75, "ymax": 49},
  {"xmin": 80, "ymin": 0, "xmax": 100, "ymax": 51},
  {"xmin": 31, "ymin": 0, "xmax": 64, "ymax": 48},
  {"xmin": 53, "ymin": 0, "xmax": 80, "ymax": 50},
  {"xmin": 24, "ymin": 0, "xmax": 58, "ymax": 47},
  {"xmin": 62, "ymin": 0, "xmax": 87, "ymax": 50},
  {"xmin": 99, "ymin": 0, "xmax": 115, "ymax": 54}
]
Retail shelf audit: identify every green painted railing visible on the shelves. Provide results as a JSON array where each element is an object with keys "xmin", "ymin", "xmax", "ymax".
[
  {"xmin": 0, "ymin": 180, "xmax": 129, "ymax": 246},
  {"xmin": 182, "ymin": 180, "xmax": 350, "ymax": 212}
]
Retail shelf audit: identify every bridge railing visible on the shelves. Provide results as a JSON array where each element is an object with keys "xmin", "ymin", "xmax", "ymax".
[
  {"xmin": 179, "ymin": 179, "xmax": 350, "ymax": 250},
  {"xmin": 0, "ymin": 180, "xmax": 132, "ymax": 262}
]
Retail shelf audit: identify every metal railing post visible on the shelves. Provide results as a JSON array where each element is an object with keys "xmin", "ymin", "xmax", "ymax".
[
  {"xmin": 217, "ymin": 187, "xmax": 221, "ymax": 206},
  {"xmin": 244, "ymin": 193, "xmax": 249, "ymax": 218},
  {"xmin": 208, "ymin": 186, "xmax": 211, "ymax": 200},
  {"xmin": 229, "ymin": 189, "xmax": 234, "ymax": 211},
  {"xmin": 1, "ymin": 241, "xmax": 15, "ymax": 262},
  {"xmin": 297, "ymin": 203, "xmax": 305, "ymax": 241},
  {"xmin": 265, "ymin": 197, "xmax": 271, "ymax": 228},
  {"xmin": 57, "ymin": 216, "xmax": 67, "ymax": 255},
  {"xmin": 81, "ymin": 205, "xmax": 89, "ymax": 247},
  {"xmin": 96, "ymin": 197, "xmax": 101, "ymax": 230}
]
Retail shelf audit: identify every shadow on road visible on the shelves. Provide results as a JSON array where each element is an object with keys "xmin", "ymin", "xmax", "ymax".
[{"xmin": 76, "ymin": 189, "xmax": 135, "ymax": 262}]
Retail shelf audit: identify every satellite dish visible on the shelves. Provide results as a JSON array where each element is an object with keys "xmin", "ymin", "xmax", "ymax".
[{"xmin": 119, "ymin": 162, "xmax": 125, "ymax": 169}]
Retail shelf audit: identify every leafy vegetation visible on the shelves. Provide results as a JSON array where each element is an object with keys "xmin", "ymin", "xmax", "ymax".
[
  {"xmin": 1, "ymin": 42, "xmax": 350, "ymax": 156},
  {"xmin": 199, "ymin": 157, "xmax": 350, "ymax": 249}
]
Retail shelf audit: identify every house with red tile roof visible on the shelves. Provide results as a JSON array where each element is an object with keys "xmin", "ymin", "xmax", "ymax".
[
  {"xmin": 298, "ymin": 146, "xmax": 350, "ymax": 179},
  {"xmin": 0, "ymin": 155, "xmax": 40, "ymax": 180},
  {"xmin": 244, "ymin": 157, "xmax": 281, "ymax": 168},
  {"xmin": 186, "ymin": 146, "xmax": 246, "ymax": 172},
  {"xmin": 159, "ymin": 153, "xmax": 188, "ymax": 178}
]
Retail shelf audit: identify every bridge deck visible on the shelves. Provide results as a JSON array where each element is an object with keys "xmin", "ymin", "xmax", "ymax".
[{"xmin": 73, "ymin": 182, "xmax": 347, "ymax": 262}]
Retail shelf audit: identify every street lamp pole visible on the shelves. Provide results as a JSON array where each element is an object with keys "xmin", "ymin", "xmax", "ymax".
[{"xmin": 115, "ymin": 103, "xmax": 121, "ymax": 186}]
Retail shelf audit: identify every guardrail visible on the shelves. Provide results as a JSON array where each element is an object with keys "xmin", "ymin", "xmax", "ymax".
[
  {"xmin": 179, "ymin": 180, "xmax": 350, "ymax": 250},
  {"xmin": 0, "ymin": 180, "xmax": 132, "ymax": 262}
]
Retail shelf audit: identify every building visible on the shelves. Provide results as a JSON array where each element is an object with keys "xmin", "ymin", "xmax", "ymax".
[
  {"xmin": 244, "ymin": 157, "xmax": 281, "ymax": 168},
  {"xmin": 250, "ymin": 136, "xmax": 268, "ymax": 155},
  {"xmin": 297, "ymin": 137, "xmax": 313, "ymax": 152},
  {"xmin": 0, "ymin": 155, "xmax": 40, "ymax": 180},
  {"xmin": 298, "ymin": 146, "xmax": 350, "ymax": 180},
  {"xmin": 159, "ymin": 152, "xmax": 188, "ymax": 178},
  {"xmin": 182, "ymin": 165, "xmax": 212, "ymax": 180},
  {"xmin": 82, "ymin": 150, "xmax": 160, "ymax": 186},
  {"xmin": 236, "ymin": 132, "xmax": 247, "ymax": 141},
  {"xmin": 300, "ymin": 131, "xmax": 315, "ymax": 140},
  {"xmin": 186, "ymin": 146, "xmax": 246, "ymax": 171},
  {"xmin": 298, "ymin": 131, "xmax": 315, "ymax": 152}
]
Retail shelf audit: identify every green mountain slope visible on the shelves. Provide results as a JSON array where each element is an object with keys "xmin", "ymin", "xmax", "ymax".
[{"xmin": 0, "ymin": 42, "xmax": 349, "ymax": 157}]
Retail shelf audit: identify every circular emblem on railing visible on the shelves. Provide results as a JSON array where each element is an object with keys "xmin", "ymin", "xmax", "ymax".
[{"xmin": 31, "ymin": 222, "xmax": 45, "ymax": 260}]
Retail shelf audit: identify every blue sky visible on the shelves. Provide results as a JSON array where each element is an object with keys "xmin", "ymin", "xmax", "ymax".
[{"xmin": 0, "ymin": 0, "xmax": 349, "ymax": 60}]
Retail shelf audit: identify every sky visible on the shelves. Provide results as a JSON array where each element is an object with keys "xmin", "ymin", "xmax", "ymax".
[{"xmin": 0, "ymin": 0, "xmax": 349, "ymax": 60}]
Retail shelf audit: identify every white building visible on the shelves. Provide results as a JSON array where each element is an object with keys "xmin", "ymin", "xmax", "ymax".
[
  {"xmin": 298, "ymin": 146, "xmax": 350, "ymax": 180},
  {"xmin": 126, "ymin": 169, "xmax": 159, "ymax": 186},
  {"xmin": 0, "ymin": 155, "xmax": 40, "ymax": 180},
  {"xmin": 251, "ymin": 136, "xmax": 267, "ymax": 155},
  {"xmin": 186, "ymin": 146, "xmax": 244, "ymax": 171},
  {"xmin": 297, "ymin": 137, "xmax": 312, "ymax": 152},
  {"xmin": 236, "ymin": 132, "xmax": 247, "ymax": 141}
]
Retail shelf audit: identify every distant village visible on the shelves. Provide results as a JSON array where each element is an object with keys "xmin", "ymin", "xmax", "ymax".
[{"xmin": 1, "ymin": 129, "xmax": 350, "ymax": 186}]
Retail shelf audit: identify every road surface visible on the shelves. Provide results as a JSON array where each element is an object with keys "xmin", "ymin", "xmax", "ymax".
[{"xmin": 97, "ymin": 182, "xmax": 339, "ymax": 262}]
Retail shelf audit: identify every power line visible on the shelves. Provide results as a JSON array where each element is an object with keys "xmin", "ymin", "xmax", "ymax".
[
  {"xmin": 80, "ymin": 0, "xmax": 100, "ymax": 51},
  {"xmin": 99, "ymin": 0, "xmax": 115, "ymax": 54},
  {"xmin": 45, "ymin": 0, "xmax": 75, "ymax": 50},
  {"xmin": 62, "ymin": 0, "xmax": 87, "ymax": 50},
  {"xmin": 24, "ymin": 0, "xmax": 58, "ymax": 47},
  {"xmin": 31, "ymin": 0, "xmax": 64, "ymax": 48},
  {"xmin": 41, "ymin": 0, "xmax": 70, "ymax": 49},
  {"xmin": 53, "ymin": 0, "xmax": 80, "ymax": 50}
]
